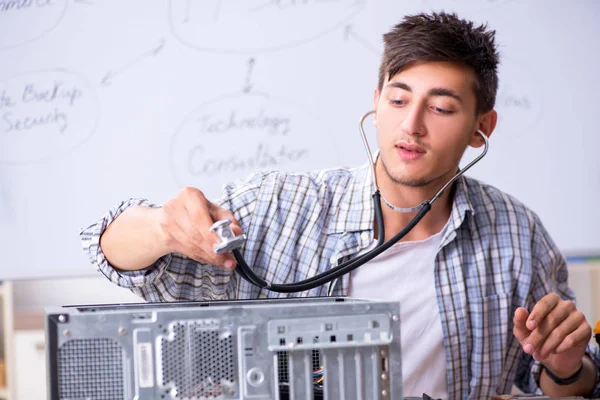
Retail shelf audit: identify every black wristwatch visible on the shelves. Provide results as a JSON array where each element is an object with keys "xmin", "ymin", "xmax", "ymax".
[{"xmin": 544, "ymin": 363, "xmax": 584, "ymax": 385}]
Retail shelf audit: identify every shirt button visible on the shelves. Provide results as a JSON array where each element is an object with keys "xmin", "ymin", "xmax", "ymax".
[
  {"xmin": 329, "ymin": 256, "xmax": 337, "ymax": 264},
  {"xmin": 360, "ymin": 232, "xmax": 370, "ymax": 241}
]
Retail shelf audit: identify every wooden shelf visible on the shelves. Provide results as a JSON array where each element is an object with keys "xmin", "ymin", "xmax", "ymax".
[
  {"xmin": 14, "ymin": 313, "xmax": 44, "ymax": 331},
  {"xmin": 0, "ymin": 281, "xmax": 14, "ymax": 400}
]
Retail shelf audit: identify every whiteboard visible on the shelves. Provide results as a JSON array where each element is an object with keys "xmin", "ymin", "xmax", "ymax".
[{"xmin": 1, "ymin": 0, "xmax": 599, "ymax": 280}]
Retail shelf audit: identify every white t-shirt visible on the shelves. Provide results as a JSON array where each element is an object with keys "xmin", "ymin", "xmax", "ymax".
[{"xmin": 348, "ymin": 229, "xmax": 449, "ymax": 399}]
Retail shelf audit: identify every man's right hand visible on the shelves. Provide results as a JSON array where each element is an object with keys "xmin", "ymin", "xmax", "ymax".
[
  {"xmin": 158, "ymin": 187, "xmax": 243, "ymax": 270},
  {"xmin": 99, "ymin": 187, "xmax": 243, "ymax": 272}
]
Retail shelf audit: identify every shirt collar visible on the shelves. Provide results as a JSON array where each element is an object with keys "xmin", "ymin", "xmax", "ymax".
[
  {"xmin": 325, "ymin": 163, "xmax": 375, "ymax": 234},
  {"xmin": 447, "ymin": 173, "xmax": 477, "ymax": 234}
]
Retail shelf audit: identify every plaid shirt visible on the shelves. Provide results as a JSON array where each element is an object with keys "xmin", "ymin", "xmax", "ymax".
[{"xmin": 81, "ymin": 163, "xmax": 600, "ymax": 399}]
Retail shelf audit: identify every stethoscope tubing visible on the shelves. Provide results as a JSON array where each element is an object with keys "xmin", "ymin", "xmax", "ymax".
[{"xmin": 231, "ymin": 111, "xmax": 489, "ymax": 293}]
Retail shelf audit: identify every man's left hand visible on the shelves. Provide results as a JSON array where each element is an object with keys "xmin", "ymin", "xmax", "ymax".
[{"xmin": 513, "ymin": 292, "xmax": 592, "ymax": 378}]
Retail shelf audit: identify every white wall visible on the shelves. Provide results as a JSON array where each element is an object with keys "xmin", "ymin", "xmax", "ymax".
[{"xmin": 13, "ymin": 276, "xmax": 140, "ymax": 315}]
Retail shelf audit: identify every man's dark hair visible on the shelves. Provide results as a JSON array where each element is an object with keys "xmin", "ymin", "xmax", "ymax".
[{"xmin": 378, "ymin": 12, "xmax": 500, "ymax": 114}]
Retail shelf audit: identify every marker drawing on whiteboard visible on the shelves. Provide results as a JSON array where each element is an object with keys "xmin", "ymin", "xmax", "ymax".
[
  {"xmin": 0, "ymin": 0, "xmax": 68, "ymax": 49},
  {"xmin": 101, "ymin": 38, "xmax": 166, "ymax": 86},
  {"xmin": 0, "ymin": 69, "xmax": 100, "ymax": 164},
  {"xmin": 169, "ymin": 92, "xmax": 336, "ymax": 195},
  {"xmin": 243, "ymin": 58, "xmax": 256, "ymax": 94},
  {"xmin": 169, "ymin": 0, "xmax": 364, "ymax": 53},
  {"xmin": 182, "ymin": 0, "xmax": 191, "ymax": 22},
  {"xmin": 343, "ymin": 25, "xmax": 380, "ymax": 55}
]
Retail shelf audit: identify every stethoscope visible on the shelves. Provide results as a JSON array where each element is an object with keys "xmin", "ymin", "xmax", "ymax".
[{"xmin": 210, "ymin": 110, "xmax": 489, "ymax": 293}]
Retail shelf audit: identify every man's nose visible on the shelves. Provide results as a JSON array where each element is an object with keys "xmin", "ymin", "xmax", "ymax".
[{"xmin": 400, "ymin": 103, "xmax": 426, "ymax": 136}]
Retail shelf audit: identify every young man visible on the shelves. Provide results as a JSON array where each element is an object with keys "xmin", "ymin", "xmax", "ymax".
[{"xmin": 81, "ymin": 12, "xmax": 600, "ymax": 399}]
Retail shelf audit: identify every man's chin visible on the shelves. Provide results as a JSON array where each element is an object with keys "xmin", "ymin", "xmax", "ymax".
[
  {"xmin": 385, "ymin": 170, "xmax": 431, "ymax": 187},
  {"xmin": 391, "ymin": 177, "xmax": 431, "ymax": 188},
  {"xmin": 379, "ymin": 158, "xmax": 434, "ymax": 187}
]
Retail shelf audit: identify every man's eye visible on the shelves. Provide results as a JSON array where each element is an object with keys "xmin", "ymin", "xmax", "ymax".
[
  {"xmin": 433, "ymin": 106, "xmax": 453, "ymax": 115},
  {"xmin": 390, "ymin": 100, "xmax": 405, "ymax": 106}
]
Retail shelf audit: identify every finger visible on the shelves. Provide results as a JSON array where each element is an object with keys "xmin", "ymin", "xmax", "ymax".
[
  {"xmin": 206, "ymin": 204, "xmax": 245, "ymax": 269},
  {"xmin": 163, "ymin": 191, "xmax": 236, "ymax": 269},
  {"xmin": 525, "ymin": 300, "xmax": 575, "ymax": 359},
  {"xmin": 534, "ymin": 310, "xmax": 585, "ymax": 360},
  {"xmin": 208, "ymin": 203, "xmax": 243, "ymax": 236},
  {"xmin": 183, "ymin": 188, "xmax": 215, "ymax": 231},
  {"xmin": 172, "ymin": 215, "xmax": 237, "ymax": 269},
  {"xmin": 183, "ymin": 194, "xmax": 219, "ymax": 244},
  {"xmin": 555, "ymin": 319, "xmax": 592, "ymax": 354},
  {"xmin": 513, "ymin": 307, "xmax": 531, "ymax": 343},
  {"xmin": 182, "ymin": 193, "xmax": 237, "ymax": 268},
  {"xmin": 527, "ymin": 293, "xmax": 561, "ymax": 330},
  {"xmin": 161, "ymin": 200, "xmax": 200, "ymax": 252}
]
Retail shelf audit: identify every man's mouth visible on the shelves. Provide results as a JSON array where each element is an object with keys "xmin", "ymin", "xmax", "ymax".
[
  {"xmin": 396, "ymin": 142, "xmax": 426, "ymax": 161},
  {"xmin": 396, "ymin": 143, "xmax": 425, "ymax": 153}
]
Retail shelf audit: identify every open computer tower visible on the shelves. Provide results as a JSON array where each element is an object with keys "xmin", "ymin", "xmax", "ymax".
[{"xmin": 46, "ymin": 297, "xmax": 402, "ymax": 399}]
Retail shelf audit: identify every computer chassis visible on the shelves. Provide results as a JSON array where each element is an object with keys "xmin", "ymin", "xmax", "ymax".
[{"xmin": 46, "ymin": 297, "xmax": 402, "ymax": 400}]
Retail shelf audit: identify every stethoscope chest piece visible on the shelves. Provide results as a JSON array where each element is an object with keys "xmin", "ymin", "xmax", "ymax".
[{"xmin": 211, "ymin": 219, "xmax": 246, "ymax": 254}]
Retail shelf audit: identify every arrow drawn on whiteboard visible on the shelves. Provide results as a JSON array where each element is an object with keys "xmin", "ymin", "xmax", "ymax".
[
  {"xmin": 343, "ymin": 25, "xmax": 380, "ymax": 55},
  {"xmin": 243, "ymin": 58, "xmax": 255, "ymax": 94},
  {"xmin": 213, "ymin": 0, "xmax": 224, "ymax": 21},
  {"xmin": 101, "ymin": 38, "xmax": 166, "ymax": 86},
  {"xmin": 183, "ymin": 0, "xmax": 191, "ymax": 23}
]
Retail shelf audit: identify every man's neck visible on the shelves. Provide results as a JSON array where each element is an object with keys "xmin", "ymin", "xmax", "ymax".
[{"xmin": 374, "ymin": 161, "xmax": 455, "ymax": 243}]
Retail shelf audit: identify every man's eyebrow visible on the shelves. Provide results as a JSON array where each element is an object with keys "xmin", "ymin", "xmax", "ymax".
[
  {"xmin": 429, "ymin": 87, "xmax": 463, "ymax": 103},
  {"xmin": 385, "ymin": 81, "xmax": 463, "ymax": 103},
  {"xmin": 385, "ymin": 81, "xmax": 412, "ymax": 92}
]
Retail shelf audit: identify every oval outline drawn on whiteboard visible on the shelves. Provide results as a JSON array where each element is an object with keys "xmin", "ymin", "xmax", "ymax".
[
  {"xmin": 168, "ymin": 0, "xmax": 365, "ymax": 54},
  {"xmin": 0, "ymin": 68, "xmax": 101, "ymax": 165},
  {"xmin": 0, "ymin": 0, "xmax": 68, "ymax": 50},
  {"xmin": 420, "ymin": 0, "xmax": 516, "ymax": 11}
]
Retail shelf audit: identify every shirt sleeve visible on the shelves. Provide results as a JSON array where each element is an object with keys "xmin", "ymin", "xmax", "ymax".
[
  {"xmin": 79, "ymin": 173, "xmax": 265, "ymax": 302},
  {"xmin": 514, "ymin": 212, "xmax": 600, "ymax": 396}
]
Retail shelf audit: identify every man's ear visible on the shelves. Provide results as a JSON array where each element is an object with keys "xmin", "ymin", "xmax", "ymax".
[
  {"xmin": 373, "ymin": 88, "xmax": 380, "ymax": 126},
  {"xmin": 469, "ymin": 109, "xmax": 497, "ymax": 148}
]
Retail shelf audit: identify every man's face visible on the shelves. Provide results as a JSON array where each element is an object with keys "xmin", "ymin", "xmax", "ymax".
[{"xmin": 373, "ymin": 61, "xmax": 488, "ymax": 188}]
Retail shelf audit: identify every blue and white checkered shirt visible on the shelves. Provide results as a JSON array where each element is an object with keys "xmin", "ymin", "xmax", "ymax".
[{"xmin": 81, "ymin": 163, "xmax": 600, "ymax": 399}]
